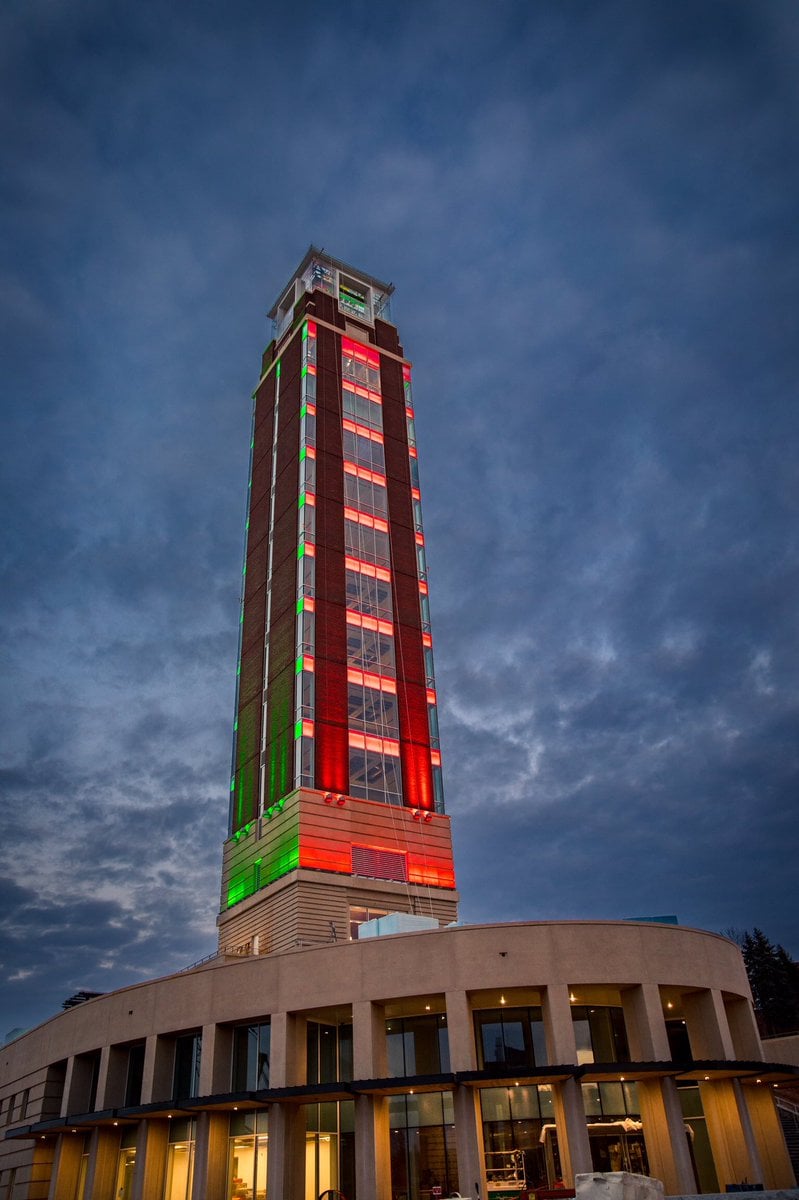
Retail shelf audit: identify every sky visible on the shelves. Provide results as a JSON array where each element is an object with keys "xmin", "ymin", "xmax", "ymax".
[{"xmin": 1, "ymin": 0, "xmax": 798, "ymax": 1040}]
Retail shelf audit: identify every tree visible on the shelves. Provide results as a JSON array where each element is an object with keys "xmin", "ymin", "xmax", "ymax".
[{"xmin": 740, "ymin": 928, "xmax": 799, "ymax": 1037}]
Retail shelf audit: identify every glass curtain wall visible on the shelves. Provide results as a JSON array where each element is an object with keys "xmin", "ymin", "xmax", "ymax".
[
  {"xmin": 481, "ymin": 1084, "xmax": 560, "ymax": 1191},
  {"xmin": 679, "ymin": 1084, "xmax": 719, "ymax": 1193},
  {"xmin": 115, "ymin": 1128, "xmax": 138, "ymax": 1200},
  {"xmin": 228, "ymin": 1111, "xmax": 269, "ymax": 1200},
  {"xmin": 386, "ymin": 1014, "xmax": 450, "ymax": 1076},
  {"xmin": 163, "ymin": 1119, "xmax": 196, "ymax": 1200},
  {"xmin": 571, "ymin": 1007, "xmax": 629, "ymax": 1064},
  {"xmin": 232, "ymin": 1023, "xmax": 271, "ymax": 1091},
  {"xmin": 581, "ymin": 1081, "xmax": 648, "ymax": 1174},
  {"xmin": 389, "ymin": 1092, "xmax": 458, "ymax": 1200},
  {"xmin": 475, "ymin": 1007, "xmax": 546, "ymax": 1070},
  {"xmin": 305, "ymin": 1021, "xmax": 355, "ymax": 1199}
]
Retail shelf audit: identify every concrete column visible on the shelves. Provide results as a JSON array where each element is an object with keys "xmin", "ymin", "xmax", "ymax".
[
  {"xmin": 353, "ymin": 1000, "xmax": 387, "ymax": 1080},
  {"xmin": 59, "ymin": 1060, "xmax": 77, "ymax": 1119},
  {"xmin": 84, "ymin": 1126, "xmax": 121, "ymax": 1200},
  {"xmin": 446, "ymin": 990, "xmax": 477, "ymax": 1071},
  {"xmin": 354, "ymin": 1095, "xmax": 391, "ymax": 1200},
  {"xmin": 741, "ymin": 1084, "xmax": 797, "ymax": 1188},
  {"xmin": 543, "ymin": 986, "xmax": 578, "ymax": 1065},
  {"xmin": 141, "ymin": 1035, "xmax": 174, "ymax": 1104},
  {"xmin": 453, "ymin": 1084, "xmax": 486, "ymax": 1200},
  {"xmin": 265, "ymin": 1103, "xmax": 306, "ymax": 1200},
  {"xmin": 724, "ymin": 996, "xmax": 763, "ymax": 1060},
  {"xmin": 199, "ymin": 1023, "xmax": 233, "ymax": 1096},
  {"xmin": 636, "ymin": 1077, "xmax": 697, "ymax": 1194},
  {"xmin": 683, "ymin": 988, "xmax": 735, "ymax": 1060},
  {"xmin": 48, "ymin": 1133, "xmax": 84, "ymax": 1200},
  {"xmin": 269, "ymin": 1012, "xmax": 306, "ymax": 1088},
  {"xmin": 191, "ymin": 1111, "xmax": 230, "ymax": 1200},
  {"xmin": 552, "ymin": 1077, "xmax": 592, "ymax": 1185},
  {"xmin": 95, "ymin": 1045, "xmax": 127, "ymax": 1110},
  {"xmin": 130, "ymin": 1120, "xmax": 169, "ymax": 1200},
  {"xmin": 621, "ymin": 985, "xmax": 670, "ymax": 1061},
  {"xmin": 700, "ymin": 1078, "xmax": 762, "ymax": 1189}
]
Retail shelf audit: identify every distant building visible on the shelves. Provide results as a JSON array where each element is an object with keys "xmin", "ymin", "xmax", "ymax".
[{"xmin": 1, "ymin": 251, "xmax": 796, "ymax": 1200}]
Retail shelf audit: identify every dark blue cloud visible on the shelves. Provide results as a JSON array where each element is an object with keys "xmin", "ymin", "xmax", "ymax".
[{"xmin": 2, "ymin": 0, "xmax": 798, "ymax": 1036}]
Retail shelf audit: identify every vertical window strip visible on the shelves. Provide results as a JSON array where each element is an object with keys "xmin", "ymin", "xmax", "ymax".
[
  {"xmin": 342, "ymin": 339, "xmax": 402, "ymax": 804},
  {"xmin": 293, "ymin": 323, "xmax": 318, "ymax": 789}
]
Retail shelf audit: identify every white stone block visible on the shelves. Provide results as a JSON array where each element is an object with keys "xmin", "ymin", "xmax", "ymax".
[{"xmin": 575, "ymin": 1170, "xmax": 665, "ymax": 1200}]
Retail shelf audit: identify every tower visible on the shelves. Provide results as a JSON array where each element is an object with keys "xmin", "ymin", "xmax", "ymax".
[{"xmin": 218, "ymin": 248, "xmax": 458, "ymax": 954}]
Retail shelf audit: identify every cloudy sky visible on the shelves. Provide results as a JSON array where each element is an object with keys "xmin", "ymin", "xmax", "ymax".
[{"xmin": 1, "ymin": 0, "xmax": 798, "ymax": 1038}]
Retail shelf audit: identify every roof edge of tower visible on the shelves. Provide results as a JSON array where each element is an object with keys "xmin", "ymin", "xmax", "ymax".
[{"xmin": 267, "ymin": 244, "xmax": 394, "ymax": 318}]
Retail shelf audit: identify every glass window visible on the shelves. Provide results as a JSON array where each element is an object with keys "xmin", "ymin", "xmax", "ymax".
[
  {"xmin": 389, "ymin": 1092, "xmax": 458, "ymax": 1200},
  {"xmin": 343, "ymin": 383, "xmax": 382, "ymax": 431},
  {"xmin": 232, "ymin": 1023, "xmax": 271, "ymax": 1092},
  {"xmin": 294, "ymin": 732, "xmax": 314, "ymax": 787},
  {"xmin": 349, "ymin": 905, "xmax": 389, "ymax": 940},
  {"xmin": 343, "ymin": 427, "xmax": 385, "ymax": 474},
  {"xmin": 345, "ymin": 567, "xmax": 392, "ymax": 621},
  {"xmin": 342, "ymin": 343, "xmax": 380, "ymax": 390},
  {"xmin": 386, "ymin": 1015, "xmax": 449, "ymax": 1077},
  {"xmin": 307, "ymin": 1022, "xmax": 353, "ymax": 1085},
  {"xmin": 349, "ymin": 745, "xmax": 403, "ymax": 805},
  {"xmin": 475, "ymin": 1008, "xmax": 546, "ymax": 1070},
  {"xmin": 115, "ymin": 1147, "xmax": 136, "ymax": 1200},
  {"xmin": 344, "ymin": 517, "xmax": 390, "ymax": 567},
  {"xmin": 346, "ymin": 621, "xmax": 395, "ymax": 675},
  {"xmin": 348, "ymin": 681, "xmax": 399, "ymax": 738},
  {"xmin": 164, "ymin": 1120, "xmax": 195, "ymax": 1200},
  {"xmin": 125, "ymin": 1044, "xmax": 145, "ymax": 1107},
  {"xmin": 571, "ymin": 1007, "xmax": 629, "ymax": 1064},
  {"xmin": 343, "ymin": 468, "xmax": 387, "ymax": 518},
  {"xmin": 173, "ymin": 1034, "xmax": 202, "ymax": 1100}
]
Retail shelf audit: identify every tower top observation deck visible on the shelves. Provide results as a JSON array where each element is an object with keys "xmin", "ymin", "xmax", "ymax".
[{"xmin": 268, "ymin": 245, "xmax": 394, "ymax": 340}]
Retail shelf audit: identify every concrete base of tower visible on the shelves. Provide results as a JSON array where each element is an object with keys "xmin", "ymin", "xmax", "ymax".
[
  {"xmin": 218, "ymin": 787, "xmax": 458, "ymax": 954},
  {"xmin": 217, "ymin": 865, "xmax": 459, "ymax": 955}
]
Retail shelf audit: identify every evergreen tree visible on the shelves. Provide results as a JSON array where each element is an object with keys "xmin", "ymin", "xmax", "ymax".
[{"xmin": 741, "ymin": 928, "xmax": 799, "ymax": 1036}]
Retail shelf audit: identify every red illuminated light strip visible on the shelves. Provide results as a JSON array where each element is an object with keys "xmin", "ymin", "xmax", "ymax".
[
  {"xmin": 345, "ymin": 555, "xmax": 391, "ymax": 583},
  {"xmin": 426, "ymin": 688, "xmax": 436, "ymax": 705},
  {"xmin": 307, "ymin": 321, "xmax": 317, "ymax": 337},
  {"xmin": 347, "ymin": 667, "xmax": 397, "ymax": 694},
  {"xmin": 430, "ymin": 749, "xmax": 441, "ymax": 767},
  {"xmin": 344, "ymin": 506, "xmax": 389, "ymax": 534},
  {"xmin": 342, "ymin": 336, "xmax": 380, "ymax": 369},
  {"xmin": 411, "ymin": 487, "xmax": 421, "ymax": 501},
  {"xmin": 422, "ymin": 633, "xmax": 432, "ymax": 648},
  {"xmin": 346, "ymin": 609, "xmax": 393, "ymax": 638},
  {"xmin": 343, "ymin": 417, "xmax": 384, "ymax": 445},
  {"xmin": 302, "ymin": 719, "xmax": 314, "ymax": 737},
  {"xmin": 348, "ymin": 730, "xmax": 401, "ymax": 757},
  {"xmin": 418, "ymin": 579, "xmax": 428, "ymax": 595},
  {"xmin": 343, "ymin": 461, "xmax": 386, "ymax": 487}
]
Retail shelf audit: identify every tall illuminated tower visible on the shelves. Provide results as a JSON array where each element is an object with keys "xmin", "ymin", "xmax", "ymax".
[{"xmin": 218, "ymin": 249, "xmax": 458, "ymax": 954}]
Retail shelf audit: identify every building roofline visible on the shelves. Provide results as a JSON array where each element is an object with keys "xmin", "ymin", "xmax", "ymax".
[{"xmin": 267, "ymin": 244, "xmax": 394, "ymax": 318}]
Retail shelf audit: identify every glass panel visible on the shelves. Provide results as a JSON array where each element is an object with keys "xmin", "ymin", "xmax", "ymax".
[
  {"xmin": 599, "ymin": 1082, "xmax": 625, "ymax": 1115},
  {"xmin": 163, "ymin": 1140, "xmax": 194, "ymax": 1200},
  {"xmin": 115, "ymin": 1148, "xmax": 136, "ymax": 1200},
  {"xmin": 347, "ymin": 682, "xmax": 399, "ymax": 738},
  {"xmin": 345, "ymin": 567, "xmax": 393, "ymax": 620},
  {"xmin": 173, "ymin": 1034, "xmax": 201, "ymax": 1100}
]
